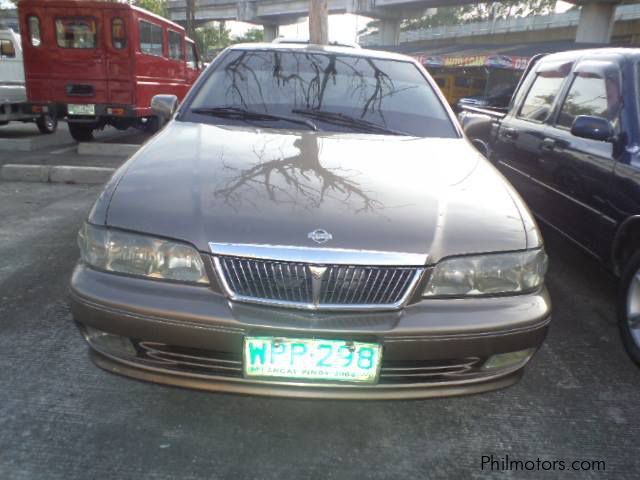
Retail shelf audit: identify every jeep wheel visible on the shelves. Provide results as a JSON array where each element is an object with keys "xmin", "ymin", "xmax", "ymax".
[
  {"xmin": 68, "ymin": 122, "xmax": 94, "ymax": 142},
  {"xmin": 36, "ymin": 113, "xmax": 58, "ymax": 134},
  {"xmin": 142, "ymin": 116, "xmax": 164, "ymax": 134},
  {"xmin": 619, "ymin": 250, "xmax": 640, "ymax": 365}
]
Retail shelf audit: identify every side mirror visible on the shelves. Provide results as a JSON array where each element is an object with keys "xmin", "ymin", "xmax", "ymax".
[
  {"xmin": 571, "ymin": 115, "xmax": 614, "ymax": 142},
  {"xmin": 151, "ymin": 94, "xmax": 179, "ymax": 121}
]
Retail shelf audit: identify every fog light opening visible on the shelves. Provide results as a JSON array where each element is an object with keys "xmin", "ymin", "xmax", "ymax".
[
  {"xmin": 81, "ymin": 325, "xmax": 137, "ymax": 357},
  {"xmin": 482, "ymin": 348, "xmax": 536, "ymax": 371}
]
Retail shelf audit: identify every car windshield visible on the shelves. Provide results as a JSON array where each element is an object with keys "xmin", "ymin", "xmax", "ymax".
[{"xmin": 185, "ymin": 49, "xmax": 458, "ymax": 138}]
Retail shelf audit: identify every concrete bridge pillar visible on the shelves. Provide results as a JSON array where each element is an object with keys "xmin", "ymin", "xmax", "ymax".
[
  {"xmin": 379, "ymin": 18, "xmax": 401, "ymax": 46},
  {"xmin": 575, "ymin": 2, "xmax": 617, "ymax": 43},
  {"xmin": 263, "ymin": 24, "xmax": 280, "ymax": 42}
]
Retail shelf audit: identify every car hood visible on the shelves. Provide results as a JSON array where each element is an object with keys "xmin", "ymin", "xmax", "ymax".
[{"xmin": 101, "ymin": 122, "xmax": 531, "ymax": 263}]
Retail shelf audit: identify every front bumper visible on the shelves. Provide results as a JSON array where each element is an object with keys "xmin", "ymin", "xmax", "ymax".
[
  {"xmin": 70, "ymin": 264, "xmax": 551, "ymax": 399},
  {"xmin": 0, "ymin": 102, "xmax": 37, "ymax": 122},
  {"xmin": 63, "ymin": 104, "xmax": 138, "ymax": 122}
]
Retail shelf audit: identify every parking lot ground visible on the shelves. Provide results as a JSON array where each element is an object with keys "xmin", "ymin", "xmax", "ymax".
[
  {"xmin": 0, "ymin": 122, "xmax": 149, "ymax": 169},
  {"xmin": 0, "ymin": 121, "xmax": 149, "ymax": 145},
  {"xmin": 0, "ymin": 181, "xmax": 639, "ymax": 479}
]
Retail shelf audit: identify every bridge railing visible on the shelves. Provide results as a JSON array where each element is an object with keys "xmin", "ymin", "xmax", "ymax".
[{"xmin": 360, "ymin": 3, "xmax": 640, "ymax": 46}]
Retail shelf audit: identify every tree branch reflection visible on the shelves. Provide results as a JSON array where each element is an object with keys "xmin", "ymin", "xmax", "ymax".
[
  {"xmin": 213, "ymin": 133, "xmax": 383, "ymax": 214},
  {"xmin": 220, "ymin": 51, "xmax": 406, "ymax": 121}
]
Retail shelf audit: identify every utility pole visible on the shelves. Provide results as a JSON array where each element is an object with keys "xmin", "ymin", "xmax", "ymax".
[
  {"xmin": 185, "ymin": 0, "xmax": 197, "ymax": 39},
  {"xmin": 309, "ymin": 0, "xmax": 328, "ymax": 44}
]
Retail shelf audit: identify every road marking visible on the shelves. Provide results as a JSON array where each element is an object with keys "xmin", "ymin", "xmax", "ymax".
[{"xmin": 50, "ymin": 145, "xmax": 77, "ymax": 155}]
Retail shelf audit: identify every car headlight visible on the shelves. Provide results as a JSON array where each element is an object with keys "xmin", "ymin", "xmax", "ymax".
[
  {"xmin": 77, "ymin": 223, "xmax": 209, "ymax": 284},
  {"xmin": 423, "ymin": 249, "xmax": 547, "ymax": 297}
]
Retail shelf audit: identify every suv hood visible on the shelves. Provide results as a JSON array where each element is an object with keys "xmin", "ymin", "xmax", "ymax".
[{"xmin": 102, "ymin": 122, "xmax": 531, "ymax": 263}]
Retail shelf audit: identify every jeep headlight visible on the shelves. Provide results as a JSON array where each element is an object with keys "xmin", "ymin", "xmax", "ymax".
[
  {"xmin": 423, "ymin": 249, "xmax": 547, "ymax": 297},
  {"xmin": 77, "ymin": 223, "xmax": 209, "ymax": 284}
]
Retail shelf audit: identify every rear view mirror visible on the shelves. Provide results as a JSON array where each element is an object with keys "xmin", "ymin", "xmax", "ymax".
[
  {"xmin": 151, "ymin": 95, "xmax": 179, "ymax": 121},
  {"xmin": 571, "ymin": 115, "xmax": 614, "ymax": 142}
]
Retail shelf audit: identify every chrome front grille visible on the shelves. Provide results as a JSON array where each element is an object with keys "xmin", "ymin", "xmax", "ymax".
[
  {"xmin": 214, "ymin": 256, "xmax": 424, "ymax": 310},
  {"xmin": 319, "ymin": 265, "xmax": 418, "ymax": 305},
  {"xmin": 218, "ymin": 257, "xmax": 312, "ymax": 304}
]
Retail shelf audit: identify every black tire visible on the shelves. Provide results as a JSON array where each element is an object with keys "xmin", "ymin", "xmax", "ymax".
[
  {"xmin": 36, "ymin": 113, "xmax": 58, "ymax": 134},
  {"xmin": 618, "ymin": 250, "xmax": 640, "ymax": 366},
  {"xmin": 471, "ymin": 139, "xmax": 490, "ymax": 158},
  {"xmin": 68, "ymin": 122, "xmax": 94, "ymax": 142},
  {"xmin": 142, "ymin": 115, "xmax": 164, "ymax": 134}
]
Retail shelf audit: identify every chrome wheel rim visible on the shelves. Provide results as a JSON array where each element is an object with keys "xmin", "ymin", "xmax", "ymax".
[{"xmin": 628, "ymin": 269, "xmax": 640, "ymax": 347}]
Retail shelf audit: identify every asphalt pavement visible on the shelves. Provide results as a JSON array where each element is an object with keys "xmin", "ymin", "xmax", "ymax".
[
  {"xmin": 0, "ymin": 121, "xmax": 148, "ymax": 169},
  {"xmin": 0, "ymin": 178, "xmax": 638, "ymax": 479}
]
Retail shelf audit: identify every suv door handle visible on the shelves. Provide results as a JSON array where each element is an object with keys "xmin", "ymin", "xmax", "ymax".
[
  {"xmin": 540, "ymin": 138, "xmax": 556, "ymax": 152},
  {"xmin": 502, "ymin": 127, "xmax": 518, "ymax": 140}
]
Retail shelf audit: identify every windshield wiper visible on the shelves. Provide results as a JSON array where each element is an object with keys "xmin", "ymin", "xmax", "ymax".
[
  {"xmin": 291, "ymin": 108, "xmax": 410, "ymax": 136},
  {"xmin": 191, "ymin": 106, "xmax": 318, "ymax": 131}
]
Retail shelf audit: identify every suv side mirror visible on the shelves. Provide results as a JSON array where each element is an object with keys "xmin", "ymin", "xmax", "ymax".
[
  {"xmin": 151, "ymin": 95, "xmax": 179, "ymax": 121},
  {"xmin": 571, "ymin": 115, "xmax": 614, "ymax": 142}
]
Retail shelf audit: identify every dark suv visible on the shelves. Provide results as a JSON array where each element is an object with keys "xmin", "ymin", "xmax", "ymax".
[{"xmin": 461, "ymin": 48, "xmax": 640, "ymax": 365}]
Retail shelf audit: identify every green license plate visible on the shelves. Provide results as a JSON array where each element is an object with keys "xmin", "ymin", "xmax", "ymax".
[
  {"xmin": 67, "ymin": 104, "xmax": 95, "ymax": 116},
  {"xmin": 244, "ymin": 337, "xmax": 382, "ymax": 384}
]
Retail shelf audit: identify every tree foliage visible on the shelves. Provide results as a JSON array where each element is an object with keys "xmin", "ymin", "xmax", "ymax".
[
  {"xmin": 194, "ymin": 26, "xmax": 266, "ymax": 58},
  {"xmin": 400, "ymin": 0, "xmax": 557, "ymax": 32},
  {"xmin": 233, "ymin": 28, "xmax": 264, "ymax": 44},
  {"xmin": 194, "ymin": 22, "xmax": 231, "ymax": 56},
  {"xmin": 129, "ymin": 0, "xmax": 169, "ymax": 18}
]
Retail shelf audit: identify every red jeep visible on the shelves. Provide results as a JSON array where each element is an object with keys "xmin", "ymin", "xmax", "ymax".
[{"xmin": 18, "ymin": 0, "xmax": 203, "ymax": 141}]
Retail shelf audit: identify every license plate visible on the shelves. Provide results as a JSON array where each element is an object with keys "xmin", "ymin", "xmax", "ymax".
[
  {"xmin": 244, "ymin": 337, "xmax": 382, "ymax": 384},
  {"xmin": 67, "ymin": 104, "xmax": 95, "ymax": 116}
]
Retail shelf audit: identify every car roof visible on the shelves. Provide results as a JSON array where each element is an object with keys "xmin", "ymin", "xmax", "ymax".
[
  {"xmin": 19, "ymin": 0, "xmax": 187, "ymax": 33},
  {"xmin": 540, "ymin": 47, "xmax": 640, "ymax": 64},
  {"xmin": 226, "ymin": 42, "xmax": 419, "ymax": 63},
  {"xmin": 272, "ymin": 38, "xmax": 361, "ymax": 48},
  {"xmin": 0, "ymin": 28, "xmax": 18, "ymax": 39}
]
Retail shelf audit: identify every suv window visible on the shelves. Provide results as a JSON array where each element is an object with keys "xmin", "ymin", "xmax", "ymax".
[
  {"xmin": 557, "ymin": 70, "xmax": 620, "ymax": 129},
  {"xmin": 28, "ymin": 16, "xmax": 41, "ymax": 47},
  {"xmin": 112, "ymin": 18, "xmax": 126, "ymax": 49},
  {"xmin": 0, "ymin": 39, "xmax": 16, "ymax": 58},
  {"xmin": 519, "ymin": 74, "xmax": 566, "ymax": 122},
  {"xmin": 139, "ymin": 20, "xmax": 163, "ymax": 56},
  {"xmin": 519, "ymin": 64, "xmax": 570, "ymax": 122},
  {"xmin": 187, "ymin": 50, "xmax": 457, "ymax": 138},
  {"xmin": 56, "ymin": 17, "xmax": 97, "ymax": 49},
  {"xmin": 186, "ymin": 42, "xmax": 198, "ymax": 69},
  {"xmin": 168, "ymin": 30, "xmax": 183, "ymax": 60}
]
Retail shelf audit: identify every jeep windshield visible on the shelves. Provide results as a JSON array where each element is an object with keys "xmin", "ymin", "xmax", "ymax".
[{"xmin": 183, "ymin": 49, "xmax": 458, "ymax": 138}]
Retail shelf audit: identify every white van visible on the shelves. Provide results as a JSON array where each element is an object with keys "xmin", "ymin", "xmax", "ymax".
[{"xmin": 0, "ymin": 28, "xmax": 56, "ymax": 133}]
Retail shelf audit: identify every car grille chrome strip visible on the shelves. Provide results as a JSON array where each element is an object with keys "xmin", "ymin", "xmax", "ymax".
[
  {"xmin": 209, "ymin": 242, "xmax": 428, "ymax": 267},
  {"xmin": 213, "ymin": 255, "xmax": 424, "ymax": 311}
]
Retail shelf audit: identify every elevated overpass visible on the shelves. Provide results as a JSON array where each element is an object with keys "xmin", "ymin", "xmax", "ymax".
[
  {"xmin": 167, "ymin": 0, "xmax": 637, "ymax": 45},
  {"xmin": 360, "ymin": 3, "xmax": 640, "ymax": 47},
  {"xmin": 168, "ymin": 0, "xmax": 473, "ymax": 43}
]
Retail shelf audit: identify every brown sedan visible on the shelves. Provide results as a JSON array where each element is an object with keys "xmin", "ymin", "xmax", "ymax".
[{"xmin": 71, "ymin": 44, "xmax": 550, "ymax": 399}]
